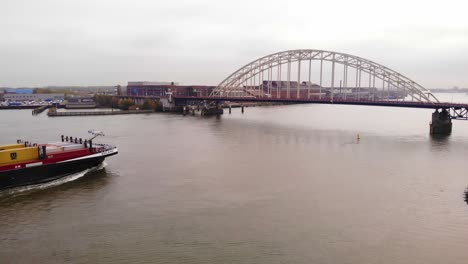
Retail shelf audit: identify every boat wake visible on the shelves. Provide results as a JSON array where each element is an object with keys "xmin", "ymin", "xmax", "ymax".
[{"xmin": 0, "ymin": 162, "xmax": 108, "ymax": 196}]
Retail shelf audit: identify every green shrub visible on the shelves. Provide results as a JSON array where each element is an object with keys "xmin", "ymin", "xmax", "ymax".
[{"xmin": 118, "ymin": 99, "xmax": 135, "ymax": 110}]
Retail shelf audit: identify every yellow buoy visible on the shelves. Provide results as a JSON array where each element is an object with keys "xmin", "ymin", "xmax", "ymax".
[{"xmin": 357, "ymin": 133, "xmax": 360, "ymax": 141}]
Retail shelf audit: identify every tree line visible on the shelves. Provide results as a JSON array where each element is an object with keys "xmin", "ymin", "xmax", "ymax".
[{"xmin": 94, "ymin": 95, "xmax": 161, "ymax": 111}]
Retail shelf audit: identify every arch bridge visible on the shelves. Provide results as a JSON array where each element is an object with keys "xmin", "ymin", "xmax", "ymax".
[
  {"xmin": 172, "ymin": 49, "xmax": 467, "ymax": 134},
  {"xmin": 210, "ymin": 49, "xmax": 438, "ymax": 103}
]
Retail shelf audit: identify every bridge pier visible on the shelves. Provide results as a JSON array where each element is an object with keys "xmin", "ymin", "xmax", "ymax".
[
  {"xmin": 160, "ymin": 98, "xmax": 182, "ymax": 112},
  {"xmin": 430, "ymin": 109, "xmax": 452, "ymax": 135},
  {"xmin": 201, "ymin": 107, "xmax": 223, "ymax": 116},
  {"xmin": 200, "ymin": 102, "xmax": 223, "ymax": 116}
]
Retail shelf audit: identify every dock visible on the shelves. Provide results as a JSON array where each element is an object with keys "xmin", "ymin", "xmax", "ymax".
[
  {"xmin": 32, "ymin": 105, "xmax": 50, "ymax": 115},
  {"xmin": 47, "ymin": 109, "xmax": 155, "ymax": 117}
]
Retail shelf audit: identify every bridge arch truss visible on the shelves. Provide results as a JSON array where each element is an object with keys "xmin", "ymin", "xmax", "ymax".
[{"xmin": 211, "ymin": 49, "xmax": 439, "ymax": 103}]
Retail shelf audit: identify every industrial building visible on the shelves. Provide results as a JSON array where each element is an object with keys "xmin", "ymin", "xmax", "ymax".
[
  {"xmin": 66, "ymin": 96, "xmax": 96, "ymax": 109},
  {"xmin": 257, "ymin": 81, "xmax": 324, "ymax": 98},
  {"xmin": 0, "ymin": 88, "xmax": 64, "ymax": 102},
  {"xmin": 126, "ymin": 82, "xmax": 215, "ymax": 97},
  {"xmin": 3, "ymin": 93, "xmax": 64, "ymax": 102}
]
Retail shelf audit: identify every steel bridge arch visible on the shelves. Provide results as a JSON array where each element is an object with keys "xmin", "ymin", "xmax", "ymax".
[{"xmin": 210, "ymin": 49, "xmax": 439, "ymax": 103}]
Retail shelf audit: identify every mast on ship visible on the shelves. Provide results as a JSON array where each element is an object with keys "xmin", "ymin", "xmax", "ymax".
[{"xmin": 87, "ymin": 130, "xmax": 105, "ymax": 141}]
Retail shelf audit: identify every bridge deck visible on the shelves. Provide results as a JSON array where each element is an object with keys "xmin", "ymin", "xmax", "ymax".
[{"xmin": 173, "ymin": 96, "xmax": 468, "ymax": 110}]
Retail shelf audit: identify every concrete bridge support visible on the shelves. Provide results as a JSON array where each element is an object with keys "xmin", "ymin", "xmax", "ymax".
[
  {"xmin": 430, "ymin": 109, "xmax": 452, "ymax": 135},
  {"xmin": 201, "ymin": 107, "xmax": 223, "ymax": 116},
  {"xmin": 201, "ymin": 102, "xmax": 223, "ymax": 116},
  {"xmin": 160, "ymin": 98, "xmax": 182, "ymax": 112}
]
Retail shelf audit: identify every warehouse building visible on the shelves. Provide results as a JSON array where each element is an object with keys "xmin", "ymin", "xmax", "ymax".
[
  {"xmin": 3, "ymin": 93, "xmax": 64, "ymax": 102},
  {"xmin": 127, "ymin": 82, "xmax": 215, "ymax": 97}
]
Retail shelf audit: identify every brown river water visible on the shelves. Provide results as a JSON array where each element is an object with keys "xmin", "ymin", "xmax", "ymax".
[{"xmin": 1, "ymin": 93, "xmax": 468, "ymax": 263}]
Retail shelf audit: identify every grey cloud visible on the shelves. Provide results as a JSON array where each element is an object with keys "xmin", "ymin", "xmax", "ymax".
[{"xmin": 0, "ymin": 0, "xmax": 467, "ymax": 88}]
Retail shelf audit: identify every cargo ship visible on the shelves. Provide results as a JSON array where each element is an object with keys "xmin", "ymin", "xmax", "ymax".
[{"xmin": 0, "ymin": 130, "xmax": 118, "ymax": 191}]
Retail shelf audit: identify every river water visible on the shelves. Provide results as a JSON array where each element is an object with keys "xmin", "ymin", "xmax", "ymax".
[{"xmin": 1, "ymin": 93, "xmax": 468, "ymax": 263}]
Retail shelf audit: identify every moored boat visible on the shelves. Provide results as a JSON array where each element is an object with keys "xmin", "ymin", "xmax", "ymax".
[{"xmin": 0, "ymin": 130, "xmax": 118, "ymax": 191}]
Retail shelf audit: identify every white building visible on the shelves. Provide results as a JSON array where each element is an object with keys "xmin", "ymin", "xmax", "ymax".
[{"xmin": 3, "ymin": 93, "xmax": 65, "ymax": 102}]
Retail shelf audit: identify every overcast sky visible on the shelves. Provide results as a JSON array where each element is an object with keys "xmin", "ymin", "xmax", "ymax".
[{"xmin": 1, "ymin": 0, "xmax": 467, "ymax": 88}]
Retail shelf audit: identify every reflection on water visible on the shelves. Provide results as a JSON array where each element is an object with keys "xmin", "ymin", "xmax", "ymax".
[
  {"xmin": 464, "ymin": 188, "xmax": 468, "ymax": 205},
  {"xmin": 431, "ymin": 134, "xmax": 451, "ymax": 144},
  {"xmin": 430, "ymin": 133, "xmax": 451, "ymax": 152}
]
